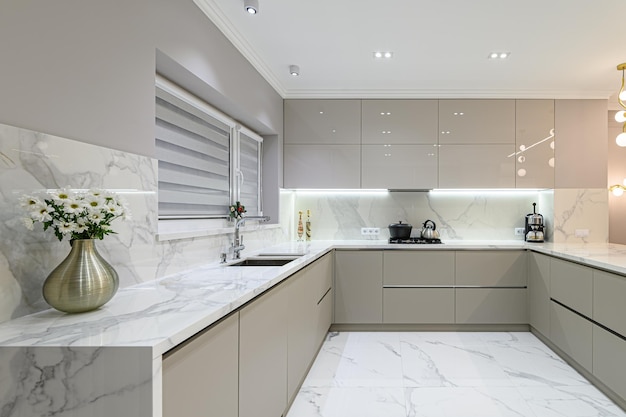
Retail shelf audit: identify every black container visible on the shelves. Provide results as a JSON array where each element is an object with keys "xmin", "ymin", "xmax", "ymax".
[{"xmin": 388, "ymin": 221, "xmax": 412, "ymax": 239}]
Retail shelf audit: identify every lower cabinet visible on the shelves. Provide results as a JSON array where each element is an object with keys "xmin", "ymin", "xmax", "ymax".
[
  {"xmin": 528, "ymin": 252, "xmax": 551, "ymax": 337},
  {"xmin": 593, "ymin": 324, "xmax": 626, "ymax": 400},
  {"xmin": 334, "ymin": 250, "xmax": 383, "ymax": 324},
  {"xmin": 383, "ymin": 288, "xmax": 454, "ymax": 323},
  {"xmin": 240, "ymin": 283, "xmax": 289, "ymax": 417},
  {"xmin": 456, "ymin": 288, "xmax": 528, "ymax": 324},
  {"xmin": 550, "ymin": 301, "xmax": 592, "ymax": 371},
  {"xmin": 287, "ymin": 253, "xmax": 333, "ymax": 403},
  {"xmin": 162, "ymin": 313, "xmax": 239, "ymax": 417}
]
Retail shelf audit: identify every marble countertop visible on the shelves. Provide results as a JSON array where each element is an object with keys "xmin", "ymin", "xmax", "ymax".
[{"xmin": 1, "ymin": 239, "xmax": 626, "ymax": 356}]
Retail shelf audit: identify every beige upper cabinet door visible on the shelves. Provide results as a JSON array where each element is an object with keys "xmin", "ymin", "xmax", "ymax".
[
  {"xmin": 438, "ymin": 144, "xmax": 515, "ymax": 188},
  {"xmin": 515, "ymin": 100, "xmax": 555, "ymax": 188},
  {"xmin": 284, "ymin": 99, "xmax": 361, "ymax": 144},
  {"xmin": 361, "ymin": 144, "xmax": 438, "ymax": 189},
  {"xmin": 438, "ymin": 99, "xmax": 515, "ymax": 144},
  {"xmin": 362, "ymin": 99, "xmax": 438, "ymax": 144}
]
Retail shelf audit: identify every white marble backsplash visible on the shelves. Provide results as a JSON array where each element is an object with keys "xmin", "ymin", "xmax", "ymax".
[
  {"xmin": 0, "ymin": 123, "xmax": 288, "ymax": 323},
  {"xmin": 286, "ymin": 190, "xmax": 549, "ymax": 241},
  {"xmin": 553, "ymin": 188, "xmax": 609, "ymax": 243}
]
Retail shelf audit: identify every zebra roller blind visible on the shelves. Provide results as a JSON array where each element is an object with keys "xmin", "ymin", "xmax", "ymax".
[{"xmin": 156, "ymin": 84, "xmax": 232, "ymax": 219}]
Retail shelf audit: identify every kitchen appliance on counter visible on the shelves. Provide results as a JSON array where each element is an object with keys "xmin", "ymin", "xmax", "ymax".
[
  {"xmin": 525, "ymin": 202, "xmax": 544, "ymax": 242},
  {"xmin": 420, "ymin": 219, "xmax": 441, "ymax": 240}
]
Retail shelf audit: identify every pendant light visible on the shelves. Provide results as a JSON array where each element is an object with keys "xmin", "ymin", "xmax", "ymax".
[{"xmin": 615, "ymin": 63, "xmax": 626, "ymax": 146}]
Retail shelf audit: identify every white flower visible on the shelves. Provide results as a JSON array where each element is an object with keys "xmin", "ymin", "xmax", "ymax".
[
  {"xmin": 19, "ymin": 195, "xmax": 41, "ymax": 209},
  {"xmin": 29, "ymin": 202, "xmax": 53, "ymax": 222},
  {"xmin": 49, "ymin": 188, "xmax": 74, "ymax": 204},
  {"xmin": 74, "ymin": 218, "xmax": 87, "ymax": 234},
  {"xmin": 54, "ymin": 220, "xmax": 76, "ymax": 235},
  {"xmin": 88, "ymin": 211, "xmax": 105, "ymax": 224},
  {"xmin": 84, "ymin": 195, "xmax": 105, "ymax": 210},
  {"xmin": 63, "ymin": 198, "xmax": 85, "ymax": 215}
]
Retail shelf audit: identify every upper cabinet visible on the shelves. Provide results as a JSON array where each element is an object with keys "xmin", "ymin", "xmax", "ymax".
[
  {"xmin": 438, "ymin": 99, "xmax": 515, "ymax": 144},
  {"xmin": 284, "ymin": 99, "xmax": 361, "ymax": 144},
  {"xmin": 361, "ymin": 100, "xmax": 438, "ymax": 144},
  {"xmin": 515, "ymin": 100, "xmax": 555, "ymax": 189}
]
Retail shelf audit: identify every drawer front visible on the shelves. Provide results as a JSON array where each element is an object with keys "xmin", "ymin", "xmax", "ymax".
[
  {"xmin": 550, "ymin": 302, "xmax": 592, "ymax": 371},
  {"xmin": 383, "ymin": 251, "xmax": 455, "ymax": 286},
  {"xmin": 455, "ymin": 288, "xmax": 528, "ymax": 324},
  {"xmin": 550, "ymin": 258, "xmax": 592, "ymax": 317},
  {"xmin": 593, "ymin": 325, "xmax": 626, "ymax": 400},
  {"xmin": 383, "ymin": 288, "xmax": 454, "ymax": 324},
  {"xmin": 455, "ymin": 251, "xmax": 527, "ymax": 286},
  {"xmin": 593, "ymin": 270, "xmax": 626, "ymax": 337}
]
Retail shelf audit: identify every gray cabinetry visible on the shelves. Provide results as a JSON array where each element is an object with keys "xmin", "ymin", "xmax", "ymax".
[
  {"xmin": 284, "ymin": 99, "xmax": 361, "ymax": 144},
  {"xmin": 382, "ymin": 251, "xmax": 455, "ymax": 324},
  {"xmin": 550, "ymin": 301, "xmax": 592, "ymax": 371},
  {"xmin": 334, "ymin": 250, "xmax": 383, "ymax": 324},
  {"xmin": 361, "ymin": 144, "xmax": 437, "ymax": 189},
  {"xmin": 515, "ymin": 100, "xmax": 555, "ymax": 188},
  {"xmin": 528, "ymin": 252, "xmax": 551, "ymax": 337},
  {"xmin": 550, "ymin": 257, "xmax": 592, "ymax": 317},
  {"xmin": 162, "ymin": 313, "xmax": 239, "ymax": 417},
  {"xmin": 455, "ymin": 250, "xmax": 528, "ymax": 324},
  {"xmin": 361, "ymin": 99, "xmax": 438, "ymax": 144},
  {"xmin": 438, "ymin": 99, "xmax": 516, "ymax": 144},
  {"xmin": 593, "ymin": 269, "xmax": 626, "ymax": 336},
  {"xmin": 284, "ymin": 99, "xmax": 361, "ymax": 188},
  {"xmin": 240, "ymin": 283, "xmax": 288, "ymax": 417},
  {"xmin": 593, "ymin": 325, "xmax": 626, "ymax": 400},
  {"xmin": 287, "ymin": 253, "xmax": 333, "ymax": 403}
]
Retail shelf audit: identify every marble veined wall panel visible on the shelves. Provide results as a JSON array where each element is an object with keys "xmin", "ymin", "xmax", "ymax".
[
  {"xmin": 287, "ymin": 190, "xmax": 546, "ymax": 241},
  {"xmin": 553, "ymin": 188, "xmax": 608, "ymax": 243},
  {"xmin": 0, "ymin": 123, "xmax": 288, "ymax": 323}
]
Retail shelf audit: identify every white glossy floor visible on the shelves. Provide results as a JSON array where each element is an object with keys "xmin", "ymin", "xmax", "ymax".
[{"xmin": 287, "ymin": 332, "xmax": 626, "ymax": 417}]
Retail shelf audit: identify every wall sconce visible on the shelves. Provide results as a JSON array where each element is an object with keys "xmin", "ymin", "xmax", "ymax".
[
  {"xmin": 244, "ymin": 0, "xmax": 258, "ymax": 14},
  {"xmin": 610, "ymin": 179, "xmax": 626, "ymax": 196},
  {"xmin": 615, "ymin": 63, "xmax": 626, "ymax": 146}
]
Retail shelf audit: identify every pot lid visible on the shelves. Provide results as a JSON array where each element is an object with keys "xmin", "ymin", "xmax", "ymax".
[{"xmin": 389, "ymin": 221, "xmax": 412, "ymax": 228}]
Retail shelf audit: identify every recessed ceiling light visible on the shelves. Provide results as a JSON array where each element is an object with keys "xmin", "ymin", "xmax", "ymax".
[
  {"xmin": 488, "ymin": 51, "xmax": 510, "ymax": 60},
  {"xmin": 373, "ymin": 51, "xmax": 393, "ymax": 59}
]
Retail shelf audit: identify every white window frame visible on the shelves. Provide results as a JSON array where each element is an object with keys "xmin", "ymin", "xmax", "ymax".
[{"xmin": 155, "ymin": 75, "xmax": 263, "ymax": 240}]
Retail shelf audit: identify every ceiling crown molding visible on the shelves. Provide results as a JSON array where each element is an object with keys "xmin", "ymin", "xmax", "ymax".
[{"xmin": 193, "ymin": 0, "xmax": 286, "ymax": 98}]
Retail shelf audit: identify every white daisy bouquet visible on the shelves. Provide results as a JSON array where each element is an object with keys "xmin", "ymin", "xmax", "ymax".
[{"xmin": 20, "ymin": 188, "xmax": 130, "ymax": 242}]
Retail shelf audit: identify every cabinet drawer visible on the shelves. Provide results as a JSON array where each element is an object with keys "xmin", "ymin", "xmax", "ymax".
[
  {"xmin": 455, "ymin": 251, "xmax": 527, "ymax": 286},
  {"xmin": 383, "ymin": 251, "xmax": 454, "ymax": 286},
  {"xmin": 383, "ymin": 288, "xmax": 454, "ymax": 324},
  {"xmin": 455, "ymin": 288, "xmax": 527, "ymax": 324},
  {"xmin": 593, "ymin": 270, "xmax": 626, "ymax": 337},
  {"xmin": 550, "ymin": 302, "xmax": 592, "ymax": 371},
  {"xmin": 550, "ymin": 258, "xmax": 592, "ymax": 317},
  {"xmin": 593, "ymin": 325, "xmax": 626, "ymax": 400}
]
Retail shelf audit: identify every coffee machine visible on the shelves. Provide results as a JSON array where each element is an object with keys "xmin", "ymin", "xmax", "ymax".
[{"xmin": 525, "ymin": 203, "xmax": 544, "ymax": 242}]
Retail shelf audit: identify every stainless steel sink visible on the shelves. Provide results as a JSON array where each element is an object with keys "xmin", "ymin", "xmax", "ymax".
[{"xmin": 228, "ymin": 256, "xmax": 301, "ymax": 267}]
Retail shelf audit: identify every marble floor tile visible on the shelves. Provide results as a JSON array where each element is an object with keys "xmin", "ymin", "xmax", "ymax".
[{"xmin": 287, "ymin": 332, "xmax": 626, "ymax": 417}]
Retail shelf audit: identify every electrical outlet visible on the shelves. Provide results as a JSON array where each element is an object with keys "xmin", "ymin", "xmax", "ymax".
[
  {"xmin": 575, "ymin": 229, "xmax": 589, "ymax": 237},
  {"xmin": 361, "ymin": 227, "xmax": 380, "ymax": 236},
  {"xmin": 514, "ymin": 228, "xmax": 525, "ymax": 236}
]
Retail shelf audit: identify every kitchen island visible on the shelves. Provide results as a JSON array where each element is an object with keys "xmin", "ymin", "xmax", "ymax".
[{"xmin": 1, "ymin": 240, "xmax": 626, "ymax": 416}]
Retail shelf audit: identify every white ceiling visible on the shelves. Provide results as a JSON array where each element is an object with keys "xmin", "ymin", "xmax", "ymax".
[{"xmin": 195, "ymin": 0, "xmax": 626, "ymax": 100}]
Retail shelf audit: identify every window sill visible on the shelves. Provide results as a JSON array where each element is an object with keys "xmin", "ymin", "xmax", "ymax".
[{"xmin": 156, "ymin": 221, "xmax": 280, "ymax": 242}]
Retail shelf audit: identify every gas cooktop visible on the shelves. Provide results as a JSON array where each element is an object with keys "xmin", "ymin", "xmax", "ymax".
[{"xmin": 388, "ymin": 237, "xmax": 443, "ymax": 244}]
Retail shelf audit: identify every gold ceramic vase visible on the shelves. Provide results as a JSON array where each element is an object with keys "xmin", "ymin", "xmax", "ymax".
[{"xmin": 43, "ymin": 239, "xmax": 119, "ymax": 313}]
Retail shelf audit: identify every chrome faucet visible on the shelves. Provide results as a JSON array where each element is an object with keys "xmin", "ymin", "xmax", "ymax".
[{"xmin": 231, "ymin": 215, "xmax": 270, "ymax": 259}]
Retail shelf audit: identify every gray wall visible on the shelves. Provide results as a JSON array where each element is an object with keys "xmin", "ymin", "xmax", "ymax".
[{"xmin": 0, "ymin": 0, "xmax": 283, "ymax": 157}]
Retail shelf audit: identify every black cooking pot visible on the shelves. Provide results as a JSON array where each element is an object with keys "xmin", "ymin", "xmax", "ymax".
[{"xmin": 388, "ymin": 221, "xmax": 412, "ymax": 239}]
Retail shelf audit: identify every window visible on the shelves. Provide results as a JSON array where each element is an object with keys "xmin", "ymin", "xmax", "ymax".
[{"xmin": 155, "ymin": 75, "xmax": 263, "ymax": 232}]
